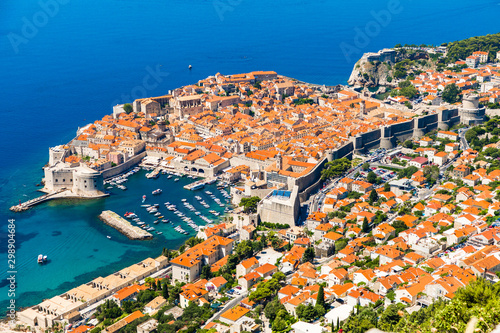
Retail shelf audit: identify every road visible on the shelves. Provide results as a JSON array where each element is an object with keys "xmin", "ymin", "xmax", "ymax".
[
  {"xmin": 205, "ymin": 291, "xmax": 247, "ymax": 325},
  {"xmin": 305, "ymin": 162, "xmax": 365, "ymax": 216},
  {"xmin": 459, "ymin": 127, "xmax": 470, "ymax": 150},
  {"xmin": 303, "ymin": 129, "xmax": 470, "ymax": 219},
  {"xmin": 370, "ymin": 162, "xmax": 405, "ymax": 170}
]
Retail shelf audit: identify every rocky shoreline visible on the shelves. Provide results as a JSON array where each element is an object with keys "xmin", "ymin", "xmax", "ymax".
[{"xmin": 99, "ymin": 210, "xmax": 153, "ymax": 240}]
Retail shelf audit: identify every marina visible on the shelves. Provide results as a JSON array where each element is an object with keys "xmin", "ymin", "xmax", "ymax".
[
  {"xmin": 105, "ymin": 167, "xmax": 233, "ymax": 242},
  {"xmin": 5, "ymin": 164, "xmax": 233, "ymax": 315}
]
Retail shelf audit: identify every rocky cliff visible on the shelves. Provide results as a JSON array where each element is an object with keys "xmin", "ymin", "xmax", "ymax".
[
  {"xmin": 348, "ymin": 49, "xmax": 431, "ymax": 88},
  {"xmin": 347, "ymin": 60, "xmax": 393, "ymax": 88}
]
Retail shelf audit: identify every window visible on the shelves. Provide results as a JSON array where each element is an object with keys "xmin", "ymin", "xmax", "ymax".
[
  {"xmin": 62, "ymin": 179, "xmax": 65, "ymax": 182},
  {"xmin": 55, "ymin": 179, "xmax": 58, "ymax": 182}
]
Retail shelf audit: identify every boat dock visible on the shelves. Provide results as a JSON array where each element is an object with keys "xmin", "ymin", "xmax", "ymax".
[
  {"xmin": 183, "ymin": 178, "xmax": 217, "ymax": 190},
  {"xmin": 183, "ymin": 180, "xmax": 206, "ymax": 190},
  {"xmin": 9, "ymin": 190, "xmax": 66, "ymax": 212},
  {"xmin": 146, "ymin": 167, "xmax": 161, "ymax": 179}
]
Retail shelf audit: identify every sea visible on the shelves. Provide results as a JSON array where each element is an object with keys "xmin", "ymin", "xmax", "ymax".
[{"xmin": 1, "ymin": 0, "xmax": 499, "ymax": 317}]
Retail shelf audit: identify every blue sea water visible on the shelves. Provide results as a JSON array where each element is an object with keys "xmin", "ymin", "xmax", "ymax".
[{"xmin": 0, "ymin": 0, "xmax": 499, "ymax": 317}]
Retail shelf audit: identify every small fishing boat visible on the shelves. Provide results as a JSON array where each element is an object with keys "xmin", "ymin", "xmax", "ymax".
[{"xmin": 142, "ymin": 195, "xmax": 146, "ymax": 203}]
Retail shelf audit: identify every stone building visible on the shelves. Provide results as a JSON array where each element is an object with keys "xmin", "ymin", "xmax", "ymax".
[
  {"xmin": 459, "ymin": 94, "xmax": 485, "ymax": 125},
  {"xmin": 171, "ymin": 95, "xmax": 203, "ymax": 118}
]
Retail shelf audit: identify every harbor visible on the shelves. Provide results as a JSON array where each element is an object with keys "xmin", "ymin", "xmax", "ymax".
[
  {"xmin": 103, "ymin": 167, "xmax": 234, "ymax": 240},
  {"xmin": 1, "ymin": 166, "xmax": 232, "ymax": 315}
]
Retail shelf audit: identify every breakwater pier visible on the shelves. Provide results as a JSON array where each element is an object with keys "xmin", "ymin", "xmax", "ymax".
[
  {"xmin": 9, "ymin": 190, "xmax": 66, "ymax": 212},
  {"xmin": 99, "ymin": 210, "xmax": 153, "ymax": 240},
  {"xmin": 9, "ymin": 189, "xmax": 109, "ymax": 212}
]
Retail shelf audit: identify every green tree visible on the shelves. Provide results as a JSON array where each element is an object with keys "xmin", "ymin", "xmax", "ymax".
[
  {"xmin": 403, "ymin": 140, "xmax": 414, "ymax": 149},
  {"xmin": 264, "ymin": 298, "xmax": 286, "ymax": 321},
  {"xmin": 236, "ymin": 240, "xmax": 254, "ymax": 259},
  {"xmin": 321, "ymin": 158, "xmax": 352, "ymax": 180},
  {"xmin": 123, "ymin": 103, "xmax": 133, "ymax": 114},
  {"xmin": 272, "ymin": 317, "xmax": 288, "ymax": 332},
  {"xmin": 341, "ymin": 305, "xmax": 378, "ymax": 333},
  {"xmin": 239, "ymin": 196, "xmax": 261, "ymax": 213},
  {"xmin": 423, "ymin": 165, "xmax": 440, "ymax": 185},
  {"xmin": 296, "ymin": 304, "xmax": 318, "ymax": 322},
  {"xmin": 367, "ymin": 171, "xmax": 377, "ymax": 184},
  {"xmin": 442, "ymin": 83, "xmax": 461, "ymax": 103},
  {"xmin": 185, "ymin": 237, "xmax": 204, "ymax": 248},
  {"xmin": 316, "ymin": 285, "xmax": 326, "ymax": 313},
  {"xmin": 391, "ymin": 80, "xmax": 418, "ymax": 99},
  {"xmin": 362, "ymin": 217, "xmax": 370, "ymax": 233},
  {"xmin": 249, "ymin": 272, "xmax": 285, "ymax": 302},
  {"xmin": 302, "ymin": 247, "xmax": 315, "ymax": 263},
  {"xmin": 162, "ymin": 280, "xmax": 169, "ymax": 300},
  {"xmin": 384, "ymin": 182, "xmax": 390, "ymax": 192},
  {"xmin": 200, "ymin": 265, "xmax": 212, "ymax": 280},
  {"xmin": 362, "ymin": 162, "xmax": 370, "ymax": 171},
  {"xmin": 335, "ymin": 238, "xmax": 348, "ymax": 252},
  {"xmin": 398, "ymin": 166, "xmax": 418, "ymax": 179},
  {"xmin": 378, "ymin": 304, "xmax": 405, "ymax": 331},
  {"xmin": 369, "ymin": 189, "xmax": 378, "ymax": 204}
]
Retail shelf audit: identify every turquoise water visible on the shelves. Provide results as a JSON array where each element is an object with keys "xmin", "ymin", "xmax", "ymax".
[
  {"xmin": 1, "ymin": 168, "xmax": 228, "ymax": 315},
  {"xmin": 1, "ymin": 0, "xmax": 499, "ymax": 317}
]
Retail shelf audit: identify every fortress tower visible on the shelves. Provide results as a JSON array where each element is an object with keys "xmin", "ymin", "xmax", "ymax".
[
  {"xmin": 380, "ymin": 126, "xmax": 394, "ymax": 149},
  {"xmin": 460, "ymin": 94, "xmax": 485, "ymax": 125},
  {"xmin": 360, "ymin": 100, "xmax": 367, "ymax": 115},
  {"xmin": 276, "ymin": 152, "xmax": 282, "ymax": 170}
]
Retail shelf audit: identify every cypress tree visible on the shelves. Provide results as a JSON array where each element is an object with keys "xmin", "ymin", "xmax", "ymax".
[
  {"xmin": 362, "ymin": 217, "xmax": 370, "ymax": 233},
  {"xmin": 316, "ymin": 285, "xmax": 325, "ymax": 309},
  {"xmin": 369, "ymin": 189, "xmax": 378, "ymax": 204},
  {"xmin": 162, "ymin": 281, "xmax": 169, "ymax": 299}
]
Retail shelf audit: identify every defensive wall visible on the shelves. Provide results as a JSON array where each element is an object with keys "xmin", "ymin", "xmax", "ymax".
[
  {"xmin": 353, "ymin": 108, "xmax": 460, "ymax": 153},
  {"xmin": 101, "ymin": 152, "xmax": 147, "ymax": 179},
  {"xmin": 257, "ymin": 107, "xmax": 463, "ymax": 226}
]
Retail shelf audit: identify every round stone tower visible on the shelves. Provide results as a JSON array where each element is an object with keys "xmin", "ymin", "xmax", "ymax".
[
  {"xmin": 380, "ymin": 126, "xmax": 394, "ymax": 149},
  {"xmin": 460, "ymin": 94, "xmax": 485, "ymax": 125},
  {"xmin": 413, "ymin": 117, "xmax": 426, "ymax": 139},
  {"xmin": 326, "ymin": 150, "xmax": 334, "ymax": 162}
]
